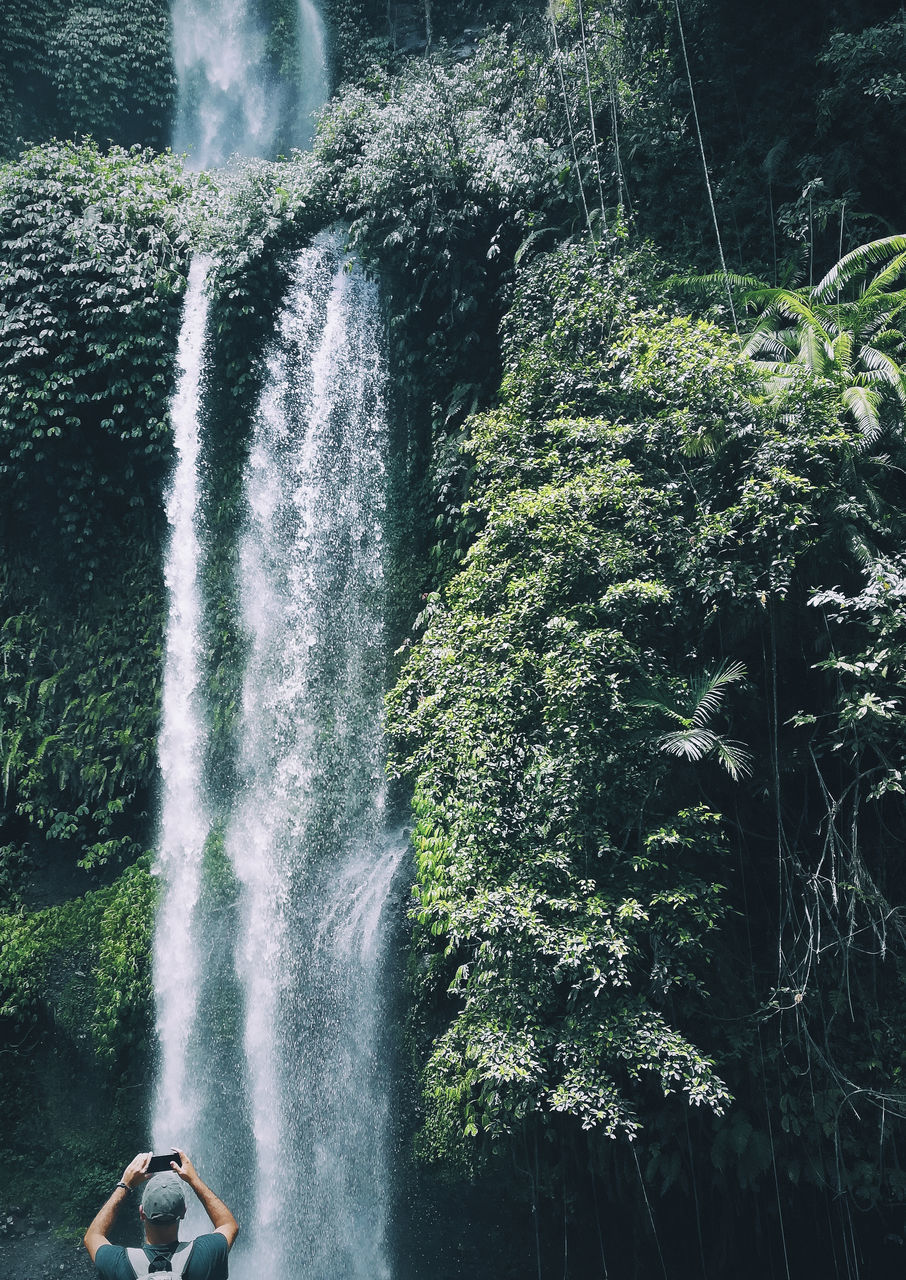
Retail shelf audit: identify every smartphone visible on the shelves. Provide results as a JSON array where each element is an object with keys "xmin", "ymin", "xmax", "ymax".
[{"xmin": 146, "ymin": 1152, "xmax": 179, "ymax": 1175}]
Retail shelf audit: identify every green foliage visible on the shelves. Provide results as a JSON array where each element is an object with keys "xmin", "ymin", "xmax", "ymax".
[
  {"xmin": 388, "ymin": 252, "xmax": 759, "ymax": 1164},
  {"xmin": 51, "ymin": 1, "xmax": 176, "ymax": 150},
  {"xmin": 259, "ymin": 0, "xmax": 308, "ymax": 79},
  {"xmin": 809, "ymin": 556, "xmax": 906, "ymax": 793},
  {"xmin": 93, "ymin": 859, "xmax": 157, "ymax": 1060},
  {"xmin": 815, "ymin": 14, "xmax": 906, "ymax": 244},
  {"xmin": 1, "ymin": 2, "xmax": 905, "ymax": 1264},
  {"xmin": 820, "ymin": 14, "xmax": 906, "ymax": 111},
  {"xmin": 0, "ymin": 0, "xmax": 175, "ymax": 156},
  {"xmin": 0, "ymin": 568, "xmax": 162, "ymax": 878},
  {"xmin": 675, "ymin": 232, "xmax": 906, "ymax": 468},
  {"xmin": 0, "ymin": 858, "xmax": 155, "ymax": 1061},
  {"xmin": 747, "ymin": 239, "xmax": 906, "ymax": 445},
  {"xmin": 679, "ymin": 237, "xmax": 906, "ymax": 448},
  {"xmin": 313, "ymin": 28, "xmax": 578, "ymax": 422},
  {"xmin": 0, "ymin": 860, "xmax": 155, "ymax": 1223},
  {"xmin": 0, "ymin": 139, "xmax": 192, "ymax": 583},
  {"xmin": 534, "ymin": 0, "xmax": 906, "ymax": 272},
  {"xmin": 0, "ymin": 140, "xmax": 193, "ymax": 884},
  {"xmin": 318, "ymin": 0, "xmax": 386, "ymax": 85},
  {"xmin": 635, "ymin": 659, "xmax": 752, "ymax": 779},
  {"xmin": 498, "ymin": 237, "xmax": 662, "ymax": 419},
  {"xmin": 389, "ymin": 233, "xmax": 906, "ymax": 1268},
  {"xmin": 0, "ymin": 0, "xmax": 68, "ymax": 154}
]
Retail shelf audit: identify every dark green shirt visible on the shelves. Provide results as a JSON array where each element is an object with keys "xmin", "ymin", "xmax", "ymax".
[{"xmin": 94, "ymin": 1234, "xmax": 228, "ymax": 1280}]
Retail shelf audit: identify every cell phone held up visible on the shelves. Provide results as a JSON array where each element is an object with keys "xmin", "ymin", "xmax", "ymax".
[{"xmin": 146, "ymin": 1151, "xmax": 179, "ymax": 1175}]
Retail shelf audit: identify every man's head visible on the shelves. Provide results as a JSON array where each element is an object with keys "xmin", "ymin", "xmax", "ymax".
[{"xmin": 140, "ymin": 1172, "xmax": 186, "ymax": 1238}]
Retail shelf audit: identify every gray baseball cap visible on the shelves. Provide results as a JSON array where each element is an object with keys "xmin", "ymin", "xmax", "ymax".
[{"xmin": 140, "ymin": 1173, "xmax": 186, "ymax": 1223}]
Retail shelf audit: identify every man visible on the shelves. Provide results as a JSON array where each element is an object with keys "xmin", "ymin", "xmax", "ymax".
[{"xmin": 84, "ymin": 1149, "xmax": 239, "ymax": 1279}]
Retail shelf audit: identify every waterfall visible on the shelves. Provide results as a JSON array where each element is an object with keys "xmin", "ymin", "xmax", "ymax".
[
  {"xmin": 152, "ymin": 255, "xmax": 213, "ymax": 1152},
  {"xmin": 155, "ymin": 2, "xmax": 402, "ymax": 1275},
  {"xmin": 296, "ymin": 1, "xmax": 330, "ymax": 148},
  {"xmin": 227, "ymin": 233, "xmax": 398, "ymax": 1279},
  {"xmin": 171, "ymin": 0, "xmax": 328, "ymax": 167}
]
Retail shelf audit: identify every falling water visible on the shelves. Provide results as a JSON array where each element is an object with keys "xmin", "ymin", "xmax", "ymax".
[
  {"xmin": 171, "ymin": 0, "xmax": 328, "ymax": 166},
  {"xmin": 296, "ymin": 1, "xmax": 330, "ymax": 148},
  {"xmin": 154, "ymin": 1, "xmax": 402, "ymax": 1274},
  {"xmin": 226, "ymin": 234, "xmax": 399, "ymax": 1279},
  {"xmin": 152, "ymin": 255, "xmax": 213, "ymax": 1151}
]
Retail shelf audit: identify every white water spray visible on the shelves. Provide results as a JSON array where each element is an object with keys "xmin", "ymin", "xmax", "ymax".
[
  {"xmin": 172, "ymin": 0, "xmax": 328, "ymax": 167},
  {"xmin": 155, "ymin": 2, "xmax": 402, "ymax": 1272},
  {"xmin": 227, "ymin": 235, "xmax": 399, "ymax": 1279},
  {"xmin": 152, "ymin": 255, "xmax": 212, "ymax": 1152},
  {"xmin": 296, "ymin": 0, "xmax": 330, "ymax": 146}
]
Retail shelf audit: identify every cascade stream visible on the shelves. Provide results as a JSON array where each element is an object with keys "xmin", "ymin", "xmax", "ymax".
[
  {"xmin": 152, "ymin": 5, "xmax": 401, "ymax": 1277},
  {"xmin": 172, "ymin": 0, "xmax": 328, "ymax": 166}
]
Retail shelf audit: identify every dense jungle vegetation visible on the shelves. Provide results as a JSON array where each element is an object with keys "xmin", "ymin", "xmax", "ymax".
[{"xmin": 3, "ymin": 0, "xmax": 906, "ymax": 1275}]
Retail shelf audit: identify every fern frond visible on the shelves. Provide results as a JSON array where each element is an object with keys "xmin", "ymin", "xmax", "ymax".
[
  {"xmin": 33, "ymin": 733, "xmax": 61, "ymax": 765},
  {"xmin": 3, "ymin": 727, "xmax": 24, "ymax": 797},
  {"xmin": 36, "ymin": 673, "xmax": 61, "ymax": 706},
  {"xmin": 844, "ymin": 528, "xmax": 877, "ymax": 567}
]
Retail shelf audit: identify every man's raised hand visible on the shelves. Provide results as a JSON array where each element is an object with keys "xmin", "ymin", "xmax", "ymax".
[
  {"xmin": 170, "ymin": 1149, "xmax": 198, "ymax": 1184},
  {"xmin": 121, "ymin": 1152, "xmax": 152, "ymax": 1190}
]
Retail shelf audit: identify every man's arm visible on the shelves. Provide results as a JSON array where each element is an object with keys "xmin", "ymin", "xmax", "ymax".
[
  {"xmin": 171, "ymin": 1150, "xmax": 239, "ymax": 1249},
  {"xmin": 84, "ymin": 1152, "xmax": 152, "ymax": 1261}
]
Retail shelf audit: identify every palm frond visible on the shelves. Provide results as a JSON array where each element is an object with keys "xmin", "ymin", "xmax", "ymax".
[
  {"xmin": 750, "ymin": 363, "xmax": 800, "ymax": 400},
  {"xmin": 860, "ymin": 345, "xmax": 906, "ymax": 405},
  {"xmin": 644, "ymin": 659, "xmax": 751, "ymax": 781},
  {"xmin": 689, "ymin": 659, "xmax": 747, "ymax": 726},
  {"xmin": 632, "ymin": 698, "xmax": 689, "ymax": 726},
  {"xmin": 832, "ymin": 330, "xmax": 854, "ymax": 373},
  {"xmin": 796, "ymin": 322, "xmax": 831, "ymax": 375},
  {"xmin": 766, "ymin": 291, "xmax": 830, "ymax": 339},
  {"xmin": 742, "ymin": 327, "xmax": 796, "ymax": 361},
  {"xmin": 656, "ymin": 726, "xmax": 718, "ymax": 762},
  {"xmin": 872, "ymin": 326, "xmax": 906, "ymax": 353},
  {"xmin": 668, "ymin": 271, "xmax": 768, "ymax": 303},
  {"xmin": 814, "ymin": 236, "xmax": 906, "ymax": 301},
  {"xmin": 860, "ymin": 253, "xmax": 906, "ymax": 300},
  {"xmin": 842, "ymin": 384, "xmax": 882, "ymax": 445},
  {"xmin": 713, "ymin": 738, "xmax": 753, "ymax": 781},
  {"xmin": 847, "ymin": 295, "xmax": 906, "ymax": 333}
]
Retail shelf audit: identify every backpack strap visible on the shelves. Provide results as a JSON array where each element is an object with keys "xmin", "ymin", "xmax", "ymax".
[
  {"xmin": 126, "ymin": 1247, "xmax": 146, "ymax": 1277},
  {"xmin": 169, "ymin": 1242, "xmax": 194, "ymax": 1276},
  {"xmin": 125, "ymin": 1241, "xmax": 194, "ymax": 1277}
]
